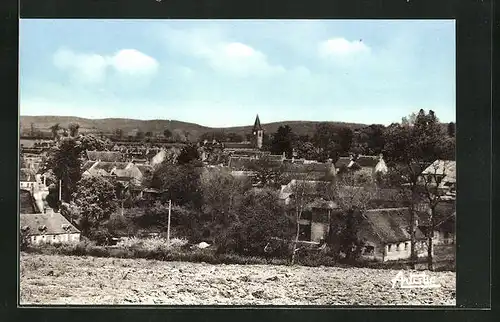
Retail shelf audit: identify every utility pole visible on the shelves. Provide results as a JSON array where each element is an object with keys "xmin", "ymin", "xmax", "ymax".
[
  {"xmin": 59, "ymin": 179, "xmax": 62, "ymax": 201},
  {"xmin": 167, "ymin": 199, "xmax": 172, "ymax": 246}
]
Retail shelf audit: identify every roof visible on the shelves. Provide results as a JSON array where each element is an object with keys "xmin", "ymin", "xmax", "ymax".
[
  {"xmin": 224, "ymin": 142, "xmax": 255, "ymax": 150},
  {"xmin": 253, "ymin": 114, "xmax": 262, "ymax": 132},
  {"xmin": 20, "ymin": 212, "xmax": 80, "ymax": 236},
  {"xmin": 421, "ymin": 160, "xmax": 456, "ymax": 183},
  {"xmin": 305, "ymin": 198, "xmax": 337, "ymax": 210},
  {"xmin": 336, "ymin": 155, "xmax": 381, "ymax": 169},
  {"xmin": 362, "ymin": 208, "xmax": 425, "ymax": 244},
  {"xmin": 20, "ymin": 189, "xmax": 38, "ymax": 214},
  {"xmin": 416, "ymin": 200, "xmax": 456, "ymax": 226},
  {"xmin": 20, "ymin": 168, "xmax": 36, "ymax": 182},
  {"xmin": 136, "ymin": 164, "xmax": 153, "ymax": 175},
  {"xmin": 82, "ymin": 160, "xmax": 96, "ymax": 172},
  {"xmin": 282, "ymin": 162, "xmax": 334, "ymax": 174},
  {"xmin": 86, "ymin": 151, "xmax": 123, "ymax": 162}
]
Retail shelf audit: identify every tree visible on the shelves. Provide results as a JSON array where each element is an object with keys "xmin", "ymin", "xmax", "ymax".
[
  {"xmin": 42, "ymin": 137, "xmax": 82, "ymax": 203},
  {"xmin": 447, "ymin": 122, "xmax": 455, "ymax": 137},
  {"xmin": 320, "ymin": 172, "xmax": 376, "ymax": 260},
  {"xmin": 313, "ymin": 123, "xmax": 341, "ymax": 162},
  {"xmin": 337, "ymin": 127, "xmax": 354, "ymax": 154},
  {"xmin": 136, "ymin": 130, "xmax": 145, "ymax": 141},
  {"xmin": 383, "ymin": 109, "xmax": 449, "ymax": 268},
  {"xmin": 177, "ymin": 144, "xmax": 200, "ymax": 165},
  {"xmin": 288, "ymin": 175, "xmax": 317, "ymax": 265},
  {"xmin": 200, "ymin": 167, "xmax": 251, "ymax": 243},
  {"xmin": 220, "ymin": 188, "xmax": 292, "ymax": 255},
  {"xmin": 68, "ymin": 122, "xmax": 80, "ymax": 137},
  {"xmin": 50, "ymin": 123, "xmax": 61, "ymax": 140},
  {"xmin": 30, "ymin": 123, "xmax": 37, "ymax": 138},
  {"xmin": 71, "ymin": 175, "xmax": 117, "ymax": 240},
  {"xmin": 151, "ymin": 162, "xmax": 202, "ymax": 209},
  {"xmin": 77, "ymin": 133, "xmax": 111, "ymax": 151},
  {"xmin": 270, "ymin": 125, "xmax": 296, "ymax": 157},
  {"xmin": 420, "ymin": 160, "xmax": 454, "ymax": 271},
  {"xmin": 145, "ymin": 131, "xmax": 153, "ymax": 138},
  {"xmin": 115, "ymin": 128, "xmax": 124, "ymax": 139},
  {"xmin": 163, "ymin": 129, "xmax": 172, "ymax": 140},
  {"xmin": 246, "ymin": 157, "xmax": 284, "ymax": 188},
  {"xmin": 295, "ymin": 141, "xmax": 317, "ymax": 160},
  {"xmin": 226, "ymin": 132, "xmax": 243, "ymax": 142}
]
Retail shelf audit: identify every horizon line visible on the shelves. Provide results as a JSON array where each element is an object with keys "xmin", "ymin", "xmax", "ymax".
[{"xmin": 19, "ymin": 114, "xmax": 391, "ymax": 129}]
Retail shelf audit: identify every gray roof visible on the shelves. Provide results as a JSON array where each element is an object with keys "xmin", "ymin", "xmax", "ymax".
[
  {"xmin": 86, "ymin": 151, "xmax": 123, "ymax": 162},
  {"xmin": 20, "ymin": 212, "xmax": 80, "ymax": 236},
  {"xmin": 362, "ymin": 208, "xmax": 425, "ymax": 243}
]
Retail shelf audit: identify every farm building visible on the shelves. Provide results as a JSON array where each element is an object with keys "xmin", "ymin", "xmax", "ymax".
[{"xmin": 20, "ymin": 211, "xmax": 80, "ymax": 245}]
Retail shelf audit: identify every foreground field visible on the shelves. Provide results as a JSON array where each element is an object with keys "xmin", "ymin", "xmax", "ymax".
[{"xmin": 20, "ymin": 253, "xmax": 456, "ymax": 305}]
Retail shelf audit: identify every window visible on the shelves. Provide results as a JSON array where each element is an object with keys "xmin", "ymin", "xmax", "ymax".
[
  {"xmin": 397, "ymin": 243, "xmax": 401, "ymax": 251},
  {"xmin": 404, "ymin": 242, "xmax": 409, "ymax": 250},
  {"xmin": 387, "ymin": 244, "xmax": 392, "ymax": 252}
]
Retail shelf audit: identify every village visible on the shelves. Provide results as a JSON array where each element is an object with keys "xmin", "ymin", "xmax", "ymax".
[{"xmin": 20, "ymin": 112, "xmax": 456, "ymax": 267}]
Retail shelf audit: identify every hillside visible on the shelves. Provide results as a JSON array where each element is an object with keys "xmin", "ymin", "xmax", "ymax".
[{"xmin": 20, "ymin": 116, "xmax": 369, "ymax": 139}]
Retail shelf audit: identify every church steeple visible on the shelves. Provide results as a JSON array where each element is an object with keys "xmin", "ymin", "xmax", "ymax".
[
  {"xmin": 252, "ymin": 114, "xmax": 262, "ymax": 133},
  {"xmin": 252, "ymin": 114, "xmax": 264, "ymax": 149}
]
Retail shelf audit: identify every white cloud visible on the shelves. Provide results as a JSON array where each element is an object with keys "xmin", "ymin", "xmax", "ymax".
[
  {"xmin": 53, "ymin": 48, "xmax": 159, "ymax": 83},
  {"xmin": 53, "ymin": 48, "xmax": 108, "ymax": 83},
  {"xmin": 318, "ymin": 38, "xmax": 371, "ymax": 58},
  {"xmin": 108, "ymin": 49, "xmax": 159, "ymax": 76},
  {"xmin": 163, "ymin": 27, "xmax": 284, "ymax": 77}
]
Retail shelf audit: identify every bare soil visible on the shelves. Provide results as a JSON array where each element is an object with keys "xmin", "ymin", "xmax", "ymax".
[{"xmin": 20, "ymin": 253, "xmax": 456, "ymax": 305}]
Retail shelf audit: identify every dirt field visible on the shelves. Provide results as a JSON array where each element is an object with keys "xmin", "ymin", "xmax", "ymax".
[{"xmin": 20, "ymin": 253, "xmax": 456, "ymax": 306}]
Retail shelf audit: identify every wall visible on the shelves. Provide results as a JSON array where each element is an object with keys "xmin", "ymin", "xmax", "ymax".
[
  {"xmin": 311, "ymin": 222, "xmax": 328, "ymax": 243},
  {"xmin": 433, "ymin": 230, "xmax": 455, "ymax": 245},
  {"xmin": 31, "ymin": 233, "xmax": 80, "ymax": 245},
  {"xmin": 383, "ymin": 240, "xmax": 429, "ymax": 262}
]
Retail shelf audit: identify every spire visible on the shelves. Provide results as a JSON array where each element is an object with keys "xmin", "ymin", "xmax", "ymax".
[{"xmin": 253, "ymin": 114, "xmax": 262, "ymax": 132}]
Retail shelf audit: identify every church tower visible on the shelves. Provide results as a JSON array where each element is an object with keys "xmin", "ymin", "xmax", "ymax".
[{"xmin": 252, "ymin": 114, "xmax": 264, "ymax": 149}]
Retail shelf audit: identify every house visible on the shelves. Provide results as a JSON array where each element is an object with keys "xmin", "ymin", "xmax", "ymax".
[
  {"xmin": 416, "ymin": 200, "xmax": 456, "ymax": 245},
  {"xmin": 336, "ymin": 154, "xmax": 388, "ymax": 178},
  {"xmin": 297, "ymin": 198, "xmax": 338, "ymax": 243},
  {"xmin": 20, "ymin": 168, "xmax": 37, "ymax": 191},
  {"xmin": 355, "ymin": 208, "xmax": 428, "ymax": 262},
  {"xmin": 82, "ymin": 161, "xmax": 145, "ymax": 186},
  {"xmin": 420, "ymin": 159, "xmax": 456, "ymax": 192},
  {"xmin": 20, "ymin": 211, "xmax": 80, "ymax": 245}
]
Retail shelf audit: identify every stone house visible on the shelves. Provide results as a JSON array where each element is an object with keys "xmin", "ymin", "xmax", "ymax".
[
  {"xmin": 351, "ymin": 208, "xmax": 428, "ymax": 262},
  {"xmin": 20, "ymin": 211, "xmax": 80, "ymax": 245}
]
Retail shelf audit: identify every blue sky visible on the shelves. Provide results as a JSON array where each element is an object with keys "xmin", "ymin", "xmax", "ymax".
[{"xmin": 20, "ymin": 19, "xmax": 455, "ymax": 127}]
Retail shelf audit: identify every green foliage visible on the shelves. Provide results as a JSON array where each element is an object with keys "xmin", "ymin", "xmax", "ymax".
[
  {"xmin": 246, "ymin": 157, "xmax": 284, "ymax": 188},
  {"xmin": 68, "ymin": 122, "xmax": 80, "ymax": 137},
  {"xmin": 270, "ymin": 125, "xmax": 296, "ymax": 157},
  {"xmin": 177, "ymin": 144, "xmax": 200, "ymax": 165},
  {"xmin": 72, "ymin": 175, "xmax": 117, "ymax": 238},
  {"xmin": 215, "ymin": 188, "xmax": 293, "ymax": 256},
  {"xmin": 151, "ymin": 162, "xmax": 203, "ymax": 208},
  {"xmin": 43, "ymin": 137, "xmax": 82, "ymax": 202},
  {"xmin": 163, "ymin": 128, "xmax": 172, "ymax": 139}
]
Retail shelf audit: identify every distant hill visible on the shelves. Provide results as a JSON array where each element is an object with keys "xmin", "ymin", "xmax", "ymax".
[{"xmin": 20, "ymin": 115, "xmax": 369, "ymax": 140}]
